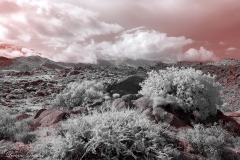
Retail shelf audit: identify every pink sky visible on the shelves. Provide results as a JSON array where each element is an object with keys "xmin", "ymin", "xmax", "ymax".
[{"xmin": 0, "ymin": 0, "xmax": 239, "ymax": 63}]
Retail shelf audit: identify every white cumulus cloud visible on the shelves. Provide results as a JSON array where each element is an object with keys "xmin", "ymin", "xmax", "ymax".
[{"xmin": 183, "ymin": 47, "xmax": 219, "ymax": 61}]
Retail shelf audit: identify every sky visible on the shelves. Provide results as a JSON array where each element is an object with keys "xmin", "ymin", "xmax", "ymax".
[{"xmin": 0, "ymin": 0, "xmax": 240, "ymax": 63}]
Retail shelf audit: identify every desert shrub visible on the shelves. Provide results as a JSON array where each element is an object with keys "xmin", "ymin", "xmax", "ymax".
[
  {"xmin": 0, "ymin": 114, "xmax": 33, "ymax": 143},
  {"xmin": 54, "ymin": 80, "xmax": 104, "ymax": 110},
  {"xmin": 13, "ymin": 117, "xmax": 35, "ymax": 143},
  {"xmin": 177, "ymin": 124, "xmax": 231, "ymax": 159},
  {"xmin": 139, "ymin": 67, "xmax": 222, "ymax": 120},
  {"xmin": 31, "ymin": 110, "xmax": 179, "ymax": 160},
  {"xmin": 0, "ymin": 114, "xmax": 16, "ymax": 140}
]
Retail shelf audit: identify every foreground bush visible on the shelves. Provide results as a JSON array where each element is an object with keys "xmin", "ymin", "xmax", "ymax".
[
  {"xmin": 31, "ymin": 110, "xmax": 179, "ymax": 160},
  {"xmin": 177, "ymin": 124, "xmax": 237, "ymax": 159},
  {"xmin": 139, "ymin": 67, "xmax": 222, "ymax": 120},
  {"xmin": 0, "ymin": 113, "xmax": 33, "ymax": 143},
  {"xmin": 54, "ymin": 80, "xmax": 104, "ymax": 110}
]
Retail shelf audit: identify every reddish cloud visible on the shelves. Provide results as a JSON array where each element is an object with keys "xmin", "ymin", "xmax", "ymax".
[
  {"xmin": 77, "ymin": 0, "xmax": 240, "ymax": 59},
  {"xmin": 0, "ymin": 0, "xmax": 21, "ymax": 14},
  {"xmin": 0, "ymin": 0, "xmax": 239, "ymax": 62}
]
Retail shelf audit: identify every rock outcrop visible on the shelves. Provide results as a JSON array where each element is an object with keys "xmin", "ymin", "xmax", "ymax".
[
  {"xmin": 29, "ymin": 109, "xmax": 71, "ymax": 128},
  {"xmin": 106, "ymin": 76, "xmax": 144, "ymax": 96}
]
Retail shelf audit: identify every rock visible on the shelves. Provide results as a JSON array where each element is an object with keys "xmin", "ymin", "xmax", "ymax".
[
  {"xmin": 107, "ymin": 76, "xmax": 144, "ymax": 96},
  {"xmin": 72, "ymin": 106, "xmax": 88, "ymax": 115},
  {"xmin": 153, "ymin": 106, "xmax": 167, "ymax": 122},
  {"xmin": 170, "ymin": 115, "xmax": 191, "ymax": 128},
  {"xmin": 153, "ymin": 106, "xmax": 191, "ymax": 128},
  {"xmin": 68, "ymin": 70, "xmax": 80, "ymax": 75},
  {"xmin": 112, "ymin": 98, "xmax": 126, "ymax": 110},
  {"xmin": 132, "ymin": 97, "xmax": 151, "ymax": 113},
  {"xmin": 142, "ymin": 108, "xmax": 155, "ymax": 121},
  {"xmin": 25, "ymin": 87, "xmax": 37, "ymax": 92},
  {"xmin": 177, "ymin": 138, "xmax": 194, "ymax": 153},
  {"xmin": 29, "ymin": 109, "xmax": 71, "ymax": 128},
  {"xmin": 216, "ymin": 110, "xmax": 240, "ymax": 134},
  {"xmin": 16, "ymin": 114, "xmax": 30, "ymax": 121},
  {"xmin": 87, "ymin": 98, "xmax": 104, "ymax": 108},
  {"xmin": 34, "ymin": 91, "xmax": 45, "ymax": 97},
  {"xmin": 34, "ymin": 109, "xmax": 47, "ymax": 119},
  {"xmin": 163, "ymin": 104, "xmax": 189, "ymax": 121},
  {"xmin": 30, "ymin": 80, "xmax": 43, "ymax": 86},
  {"xmin": 103, "ymin": 95, "xmax": 111, "ymax": 101},
  {"xmin": 121, "ymin": 94, "xmax": 137, "ymax": 102},
  {"xmin": 224, "ymin": 110, "xmax": 240, "ymax": 117},
  {"xmin": 135, "ymin": 94, "xmax": 143, "ymax": 99},
  {"xmin": 112, "ymin": 93, "xmax": 120, "ymax": 99}
]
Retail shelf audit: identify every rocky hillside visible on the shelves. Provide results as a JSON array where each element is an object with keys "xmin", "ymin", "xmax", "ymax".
[{"xmin": 1, "ymin": 56, "xmax": 240, "ymax": 159}]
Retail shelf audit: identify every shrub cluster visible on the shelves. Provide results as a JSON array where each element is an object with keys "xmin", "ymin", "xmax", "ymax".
[
  {"xmin": 139, "ymin": 67, "xmax": 222, "ymax": 120},
  {"xmin": 31, "ymin": 110, "xmax": 179, "ymax": 160},
  {"xmin": 177, "ymin": 124, "xmax": 235, "ymax": 159},
  {"xmin": 0, "ymin": 112, "xmax": 33, "ymax": 143},
  {"xmin": 54, "ymin": 80, "xmax": 104, "ymax": 110}
]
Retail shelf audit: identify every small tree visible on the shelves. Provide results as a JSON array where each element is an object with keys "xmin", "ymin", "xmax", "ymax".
[{"xmin": 139, "ymin": 67, "xmax": 222, "ymax": 120}]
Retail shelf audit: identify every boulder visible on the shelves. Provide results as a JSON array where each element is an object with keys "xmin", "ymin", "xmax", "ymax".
[
  {"xmin": 153, "ymin": 106, "xmax": 191, "ymax": 128},
  {"xmin": 29, "ymin": 109, "xmax": 71, "ymax": 128},
  {"xmin": 112, "ymin": 98, "xmax": 126, "ymax": 110},
  {"xmin": 103, "ymin": 95, "xmax": 111, "ymax": 101},
  {"xmin": 16, "ymin": 114, "xmax": 30, "ymax": 121},
  {"xmin": 153, "ymin": 106, "xmax": 167, "ymax": 122},
  {"xmin": 112, "ymin": 93, "xmax": 120, "ymax": 99},
  {"xmin": 106, "ymin": 76, "xmax": 144, "ymax": 96},
  {"xmin": 34, "ymin": 91, "xmax": 45, "ymax": 97},
  {"xmin": 34, "ymin": 109, "xmax": 47, "ymax": 119},
  {"xmin": 141, "ymin": 108, "xmax": 155, "ymax": 121},
  {"xmin": 132, "ymin": 97, "xmax": 151, "ymax": 113},
  {"xmin": 216, "ymin": 110, "xmax": 240, "ymax": 134},
  {"xmin": 72, "ymin": 106, "xmax": 88, "ymax": 115},
  {"xmin": 121, "ymin": 94, "xmax": 137, "ymax": 102}
]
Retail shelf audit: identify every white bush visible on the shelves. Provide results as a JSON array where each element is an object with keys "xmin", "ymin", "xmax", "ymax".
[
  {"xmin": 139, "ymin": 67, "xmax": 222, "ymax": 120},
  {"xmin": 54, "ymin": 80, "xmax": 104, "ymax": 109}
]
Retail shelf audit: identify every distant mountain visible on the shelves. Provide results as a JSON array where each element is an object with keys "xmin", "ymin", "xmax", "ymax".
[
  {"xmin": 0, "ymin": 55, "xmax": 240, "ymax": 71},
  {"xmin": 0, "ymin": 56, "xmax": 158, "ymax": 71},
  {"xmin": 0, "ymin": 56, "xmax": 69, "ymax": 71},
  {"xmin": 0, "ymin": 57, "xmax": 13, "ymax": 67}
]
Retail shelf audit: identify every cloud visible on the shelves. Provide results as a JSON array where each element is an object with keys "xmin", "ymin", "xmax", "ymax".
[
  {"xmin": 0, "ymin": 49, "xmax": 22, "ymax": 58},
  {"xmin": 52, "ymin": 28, "xmax": 219, "ymax": 63},
  {"xmin": 95, "ymin": 29, "xmax": 193, "ymax": 61},
  {"xmin": 0, "ymin": 45, "xmax": 37, "ymax": 58},
  {"xmin": 226, "ymin": 47, "xmax": 237, "ymax": 51},
  {"xmin": 225, "ymin": 47, "xmax": 238, "ymax": 55},
  {"xmin": 0, "ymin": 0, "xmax": 21, "ymax": 14},
  {"xmin": 0, "ymin": 0, "xmax": 235, "ymax": 62},
  {"xmin": 0, "ymin": 0, "xmax": 123, "ymax": 55},
  {"xmin": 219, "ymin": 41, "xmax": 225, "ymax": 45},
  {"xmin": 75, "ymin": 0, "xmax": 240, "ymax": 60},
  {"xmin": 182, "ymin": 47, "xmax": 219, "ymax": 61}
]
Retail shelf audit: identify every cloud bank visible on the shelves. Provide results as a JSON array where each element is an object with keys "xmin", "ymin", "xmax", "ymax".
[{"xmin": 1, "ymin": 0, "xmax": 234, "ymax": 63}]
